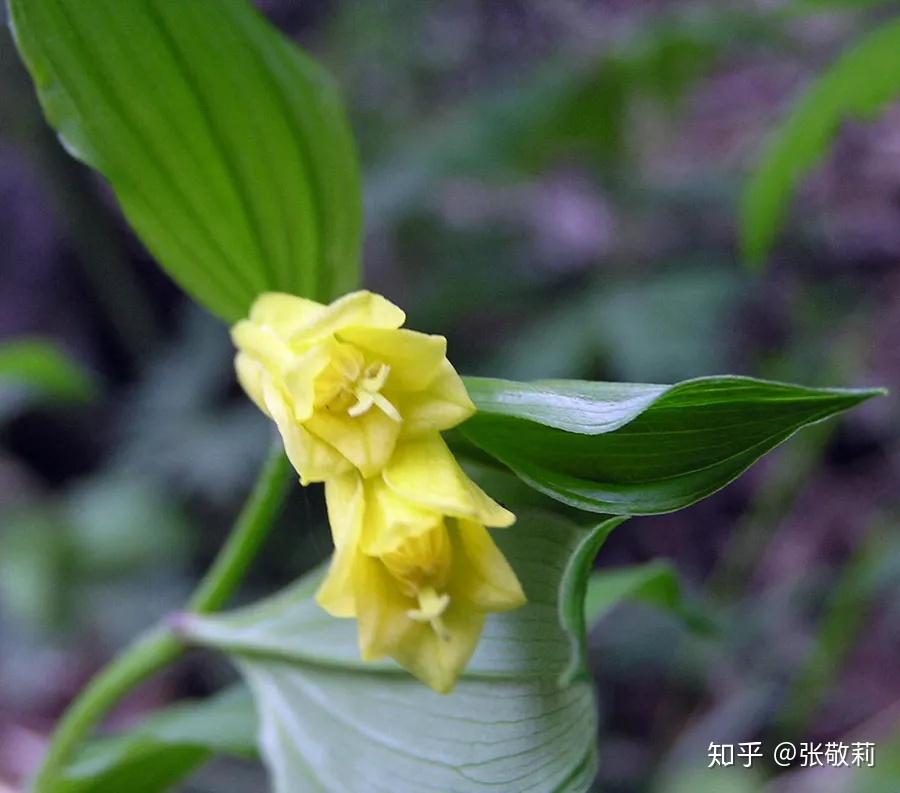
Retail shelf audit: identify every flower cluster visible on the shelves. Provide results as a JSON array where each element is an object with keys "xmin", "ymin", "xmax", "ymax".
[{"xmin": 232, "ymin": 290, "xmax": 525, "ymax": 692}]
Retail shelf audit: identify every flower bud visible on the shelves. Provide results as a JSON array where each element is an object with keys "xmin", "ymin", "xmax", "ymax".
[
  {"xmin": 316, "ymin": 435, "xmax": 525, "ymax": 693},
  {"xmin": 232, "ymin": 290, "xmax": 475, "ymax": 482}
]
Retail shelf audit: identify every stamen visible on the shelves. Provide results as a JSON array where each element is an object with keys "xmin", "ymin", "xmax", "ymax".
[
  {"xmin": 347, "ymin": 392, "xmax": 375, "ymax": 417},
  {"xmin": 343, "ymin": 362, "xmax": 402, "ymax": 422},
  {"xmin": 372, "ymin": 392, "xmax": 402, "ymax": 422},
  {"xmin": 362, "ymin": 363, "xmax": 391, "ymax": 392},
  {"xmin": 407, "ymin": 586, "xmax": 452, "ymax": 641}
]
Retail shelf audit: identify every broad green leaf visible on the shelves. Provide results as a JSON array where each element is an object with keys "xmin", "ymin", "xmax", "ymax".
[
  {"xmin": 741, "ymin": 19, "xmax": 900, "ymax": 264},
  {"xmin": 54, "ymin": 687, "xmax": 256, "ymax": 793},
  {"xmin": 0, "ymin": 338, "xmax": 94, "ymax": 416},
  {"xmin": 180, "ymin": 513, "xmax": 626, "ymax": 793},
  {"xmin": 461, "ymin": 376, "xmax": 882, "ymax": 515},
  {"xmin": 9, "ymin": 0, "xmax": 361, "ymax": 319}
]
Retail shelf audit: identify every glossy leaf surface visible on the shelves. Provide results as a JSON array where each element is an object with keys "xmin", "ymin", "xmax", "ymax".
[{"xmin": 461, "ymin": 376, "xmax": 882, "ymax": 515}]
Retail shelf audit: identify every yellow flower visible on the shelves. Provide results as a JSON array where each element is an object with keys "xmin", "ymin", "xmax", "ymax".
[
  {"xmin": 231, "ymin": 291, "xmax": 475, "ymax": 483},
  {"xmin": 316, "ymin": 434, "xmax": 526, "ymax": 693}
]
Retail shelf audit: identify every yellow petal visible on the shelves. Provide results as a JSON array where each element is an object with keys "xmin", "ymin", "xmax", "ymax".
[
  {"xmin": 249, "ymin": 292, "xmax": 324, "ymax": 336},
  {"xmin": 231, "ymin": 319, "xmax": 298, "ymax": 373},
  {"xmin": 336, "ymin": 327, "xmax": 446, "ymax": 391},
  {"xmin": 384, "ymin": 435, "xmax": 515, "ymax": 527},
  {"xmin": 315, "ymin": 541, "xmax": 362, "ymax": 619},
  {"xmin": 316, "ymin": 474, "xmax": 366, "ymax": 618},
  {"xmin": 359, "ymin": 476, "xmax": 442, "ymax": 557},
  {"xmin": 354, "ymin": 554, "xmax": 415, "ymax": 661},
  {"xmin": 396, "ymin": 360, "xmax": 476, "ymax": 437},
  {"xmin": 315, "ymin": 543, "xmax": 359, "ymax": 618},
  {"xmin": 390, "ymin": 604, "xmax": 485, "ymax": 694},
  {"xmin": 316, "ymin": 471, "xmax": 366, "ymax": 617},
  {"xmin": 281, "ymin": 342, "xmax": 333, "ymax": 423},
  {"xmin": 291, "ymin": 291, "xmax": 405, "ymax": 344},
  {"xmin": 234, "ymin": 352, "xmax": 270, "ymax": 416},
  {"xmin": 452, "ymin": 520, "xmax": 526, "ymax": 613},
  {"xmin": 263, "ymin": 384, "xmax": 351, "ymax": 484},
  {"xmin": 305, "ymin": 405, "xmax": 401, "ymax": 479},
  {"xmin": 324, "ymin": 472, "xmax": 365, "ymax": 548}
]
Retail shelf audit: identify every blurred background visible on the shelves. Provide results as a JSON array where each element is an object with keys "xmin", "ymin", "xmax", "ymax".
[{"xmin": 1, "ymin": 1, "xmax": 898, "ymax": 791}]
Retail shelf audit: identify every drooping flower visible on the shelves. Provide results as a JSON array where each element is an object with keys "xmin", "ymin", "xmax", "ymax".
[
  {"xmin": 316, "ymin": 434, "xmax": 526, "ymax": 693},
  {"xmin": 231, "ymin": 291, "xmax": 475, "ymax": 483}
]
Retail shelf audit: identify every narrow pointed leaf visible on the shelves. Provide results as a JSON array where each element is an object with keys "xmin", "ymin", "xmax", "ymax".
[
  {"xmin": 180, "ymin": 513, "xmax": 624, "ymax": 793},
  {"xmin": 461, "ymin": 376, "xmax": 883, "ymax": 515},
  {"xmin": 741, "ymin": 19, "xmax": 900, "ymax": 264},
  {"xmin": 9, "ymin": 0, "xmax": 361, "ymax": 318}
]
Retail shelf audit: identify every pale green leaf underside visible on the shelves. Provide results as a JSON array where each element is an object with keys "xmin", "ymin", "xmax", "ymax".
[
  {"xmin": 180, "ymin": 512, "xmax": 624, "ymax": 793},
  {"xmin": 62, "ymin": 532, "xmax": 694, "ymax": 793},
  {"xmin": 9, "ymin": 0, "xmax": 361, "ymax": 319},
  {"xmin": 53, "ymin": 545, "xmax": 704, "ymax": 793},
  {"xmin": 461, "ymin": 376, "xmax": 882, "ymax": 515},
  {"xmin": 741, "ymin": 18, "xmax": 900, "ymax": 263}
]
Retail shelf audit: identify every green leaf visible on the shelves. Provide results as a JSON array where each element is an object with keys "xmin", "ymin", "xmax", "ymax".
[
  {"xmin": 0, "ymin": 509, "xmax": 68, "ymax": 629},
  {"xmin": 654, "ymin": 765, "xmax": 765, "ymax": 793},
  {"xmin": 55, "ymin": 687, "xmax": 256, "ymax": 793},
  {"xmin": 777, "ymin": 522, "xmax": 900, "ymax": 737},
  {"xmin": 9, "ymin": 0, "xmax": 361, "ymax": 319},
  {"xmin": 65, "ymin": 475, "xmax": 193, "ymax": 577},
  {"xmin": 852, "ymin": 728, "xmax": 900, "ymax": 793},
  {"xmin": 179, "ymin": 513, "xmax": 625, "ymax": 793},
  {"xmin": 583, "ymin": 561, "xmax": 717, "ymax": 638},
  {"xmin": 584, "ymin": 561, "xmax": 682, "ymax": 626},
  {"xmin": 0, "ymin": 338, "xmax": 95, "ymax": 416},
  {"xmin": 461, "ymin": 376, "xmax": 883, "ymax": 515},
  {"xmin": 741, "ymin": 18, "xmax": 900, "ymax": 264},
  {"xmin": 799, "ymin": 0, "xmax": 898, "ymax": 8}
]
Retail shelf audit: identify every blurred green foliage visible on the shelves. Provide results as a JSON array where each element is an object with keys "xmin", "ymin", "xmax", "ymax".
[
  {"xmin": 59, "ymin": 688, "xmax": 256, "ymax": 793},
  {"xmin": 0, "ymin": 340, "xmax": 95, "ymax": 420},
  {"xmin": 743, "ymin": 17, "xmax": 900, "ymax": 263}
]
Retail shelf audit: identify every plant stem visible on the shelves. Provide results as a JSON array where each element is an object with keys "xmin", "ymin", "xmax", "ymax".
[{"xmin": 32, "ymin": 440, "xmax": 291, "ymax": 792}]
